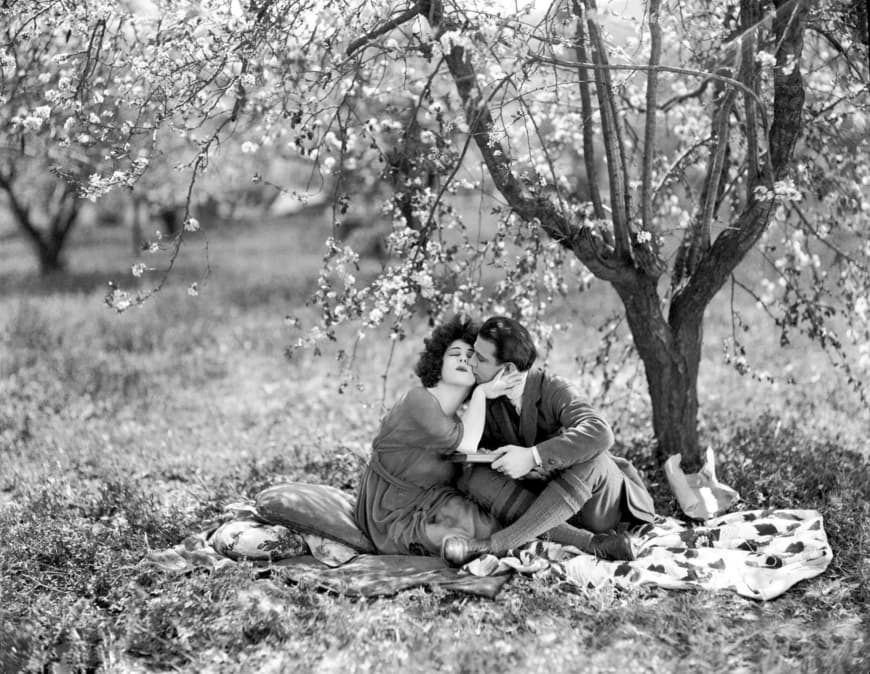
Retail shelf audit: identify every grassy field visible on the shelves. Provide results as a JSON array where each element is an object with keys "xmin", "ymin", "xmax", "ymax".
[{"xmin": 1, "ymin": 215, "xmax": 868, "ymax": 673}]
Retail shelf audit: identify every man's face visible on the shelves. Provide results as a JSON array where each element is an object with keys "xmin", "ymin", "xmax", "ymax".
[{"xmin": 471, "ymin": 336, "xmax": 502, "ymax": 383}]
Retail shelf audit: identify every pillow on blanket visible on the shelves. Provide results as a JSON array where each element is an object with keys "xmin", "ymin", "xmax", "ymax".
[
  {"xmin": 211, "ymin": 519, "xmax": 308, "ymax": 561},
  {"xmin": 255, "ymin": 482, "xmax": 375, "ymax": 553}
]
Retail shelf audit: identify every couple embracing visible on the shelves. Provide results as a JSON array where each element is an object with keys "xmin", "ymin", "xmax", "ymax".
[{"xmin": 354, "ymin": 316, "xmax": 655, "ymax": 566}]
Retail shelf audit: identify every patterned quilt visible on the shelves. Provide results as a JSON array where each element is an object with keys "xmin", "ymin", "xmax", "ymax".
[
  {"xmin": 143, "ymin": 508, "xmax": 831, "ymax": 601},
  {"xmin": 464, "ymin": 509, "xmax": 833, "ymax": 601}
]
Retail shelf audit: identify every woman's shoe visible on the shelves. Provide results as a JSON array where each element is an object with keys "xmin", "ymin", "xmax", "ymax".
[{"xmin": 441, "ymin": 536, "xmax": 491, "ymax": 566}]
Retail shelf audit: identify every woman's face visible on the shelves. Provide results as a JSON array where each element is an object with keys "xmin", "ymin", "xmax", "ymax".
[{"xmin": 440, "ymin": 339, "xmax": 475, "ymax": 388}]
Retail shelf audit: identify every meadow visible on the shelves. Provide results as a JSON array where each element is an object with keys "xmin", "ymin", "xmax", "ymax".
[{"xmin": 1, "ymin": 212, "xmax": 868, "ymax": 673}]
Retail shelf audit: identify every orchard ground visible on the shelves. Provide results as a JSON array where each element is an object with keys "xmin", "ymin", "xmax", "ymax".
[{"xmin": 1, "ymin": 212, "xmax": 868, "ymax": 673}]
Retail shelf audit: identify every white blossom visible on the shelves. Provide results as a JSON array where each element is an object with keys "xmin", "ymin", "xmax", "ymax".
[{"xmin": 756, "ymin": 51, "xmax": 776, "ymax": 67}]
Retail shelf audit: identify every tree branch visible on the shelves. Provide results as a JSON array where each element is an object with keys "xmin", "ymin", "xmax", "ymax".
[
  {"xmin": 701, "ymin": 89, "xmax": 736, "ymax": 236},
  {"xmin": 579, "ymin": 0, "xmax": 632, "ymax": 264},
  {"xmin": 671, "ymin": 87, "xmax": 734, "ymax": 293},
  {"xmin": 74, "ymin": 18, "xmax": 106, "ymax": 104},
  {"xmin": 571, "ymin": 2, "xmax": 605, "ymax": 219},
  {"xmin": 433, "ymin": 25, "xmax": 631, "ymax": 282},
  {"xmin": 345, "ymin": 6, "xmax": 421, "ymax": 57},
  {"xmin": 670, "ymin": 0, "xmax": 808, "ymax": 325},
  {"xmin": 740, "ymin": 0, "xmax": 761, "ymax": 192},
  {"xmin": 769, "ymin": 0, "xmax": 807, "ymax": 178},
  {"xmin": 641, "ymin": 0, "xmax": 663, "ymax": 233}
]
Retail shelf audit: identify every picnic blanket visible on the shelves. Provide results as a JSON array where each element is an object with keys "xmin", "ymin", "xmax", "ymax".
[
  {"xmin": 465, "ymin": 508, "xmax": 832, "ymax": 601},
  {"xmin": 142, "ymin": 507, "xmax": 831, "ymax": 601},
  {"xmin": 142, "ymin": 515, "xmax": 509, "ymax": 598}
]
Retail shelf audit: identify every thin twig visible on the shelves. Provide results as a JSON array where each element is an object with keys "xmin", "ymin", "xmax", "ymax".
[
  {"xmin": 660, "ymin": 79, "xmax": 711, "ymax": 112},
  {"xmin": 651, "ymin": 135, "xmax": 712, "ymax": 205},
  {"xmin": 788, "ymin": 201, "xmax": 869, "ymax": 272},
  {"xmin": 380, "ymin": 337, "xmax": 397, "ymax": 412},
  {"xmin": 514, "ymin": 89, "xmax": 566, "ymax": 213}
]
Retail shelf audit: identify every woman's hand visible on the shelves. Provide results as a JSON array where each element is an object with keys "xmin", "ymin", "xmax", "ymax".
[{"xmin": 477, "ymin": 367, "xmax": 524, "ymax": 399}]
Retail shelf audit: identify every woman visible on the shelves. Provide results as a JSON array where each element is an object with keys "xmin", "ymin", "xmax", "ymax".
[{"xmin": 354, "ymin": 316, "xmax": 521, "ymax": 557}]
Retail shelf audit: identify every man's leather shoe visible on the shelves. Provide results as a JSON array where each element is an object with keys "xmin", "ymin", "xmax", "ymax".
[
  {"xmin": 588, "ymin": 531, "xmax": 635, "ymax": 561},
  {"xmin": 441, "ymin": 536, "xmax": 491, "ymax": 566}
]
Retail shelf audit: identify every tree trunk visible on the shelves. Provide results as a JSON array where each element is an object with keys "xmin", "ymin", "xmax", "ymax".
[
  {"xmin": 644, "ymin": 322, "xmax": 703, "ymax": 469},
  {"xmin": 37, "ymin": 187, "xmax": 79, "ymax": 275},
  {"xmin": 614, "ymin": 276, "xmax": 704, "ymax": 468},
  {"xmin": 36, "ymin": 237, "xmax": 67, "ymax": 274}
]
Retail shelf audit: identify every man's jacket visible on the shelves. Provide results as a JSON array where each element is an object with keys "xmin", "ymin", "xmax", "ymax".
[{"xmin": 480, "ymin": 368, "xmax": 655, "ymax": 523}]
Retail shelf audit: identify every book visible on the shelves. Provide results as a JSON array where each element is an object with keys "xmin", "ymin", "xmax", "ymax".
[{"xmin": 445, "ymin": 452, "xmax": 498, "ymax": 464}]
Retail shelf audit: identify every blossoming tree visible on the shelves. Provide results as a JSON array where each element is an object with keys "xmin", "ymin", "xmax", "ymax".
[
  {"xmin": 4, "ymin": 0, "xmax": 868, "ymax": 465},
  {"xmin": 0, "ymin": 0, "xmax": 251, "ymax": 273},
  {"xmin": 0, "ymin": 5, "xmax": 140, "ymax": 272}
]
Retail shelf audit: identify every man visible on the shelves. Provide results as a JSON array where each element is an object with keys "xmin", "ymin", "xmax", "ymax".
[{"xmin": 442, "ymin": 316, "xmax": 655, "ymax": 565}]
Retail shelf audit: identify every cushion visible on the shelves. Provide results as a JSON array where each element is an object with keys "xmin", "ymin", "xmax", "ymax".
[
  {"xmin": 255, "ymin": 482, "xmax": 375, "ymax": 553},
  {"xmin": 210, "ymin": 519, "xmax": 308, "ymax": 561}
]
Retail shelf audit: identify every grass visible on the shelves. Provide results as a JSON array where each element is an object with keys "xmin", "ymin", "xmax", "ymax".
[{"xmin": 1, "ymin": 217, "xmax": 869, "ymax": 673}]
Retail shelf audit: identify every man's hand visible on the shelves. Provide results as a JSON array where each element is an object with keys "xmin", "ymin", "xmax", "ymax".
[{"xmin": 491, "ymin": 445, "xmax": 536, "ymax": 479}]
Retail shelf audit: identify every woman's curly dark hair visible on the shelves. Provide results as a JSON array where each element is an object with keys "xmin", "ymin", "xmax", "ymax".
[{"xmin": 414, "ymin": 315, "xmax": 479, "ymax": 388}]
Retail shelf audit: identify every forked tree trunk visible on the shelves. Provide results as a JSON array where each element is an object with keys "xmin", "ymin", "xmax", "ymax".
[{"xmin": 615, "ymin": 277, "xmax": 705, "ymax": 468}]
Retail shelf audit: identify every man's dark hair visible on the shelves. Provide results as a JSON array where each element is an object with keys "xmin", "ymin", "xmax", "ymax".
[
  {"xmin": 414, "ymin": 315, "xmax": 479, "ymax": 387},
  {"xmin": 478, "ymin": 316, "xmax": 537, "ymax": 372}
]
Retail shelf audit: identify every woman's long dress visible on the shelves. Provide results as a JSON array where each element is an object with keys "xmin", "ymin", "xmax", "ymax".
[{"xmin": 355, "ymin": 387, "xmax": 499, "ymax": 555}]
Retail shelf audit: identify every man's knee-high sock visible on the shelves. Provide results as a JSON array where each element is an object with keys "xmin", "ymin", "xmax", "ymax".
[
  {"xmin": 540, "ymin": 523, "xmax": 594, "ymax": 551},
  {"xmin": 489, "ymin": 479, "xmax": 590, "ymax": 553}
]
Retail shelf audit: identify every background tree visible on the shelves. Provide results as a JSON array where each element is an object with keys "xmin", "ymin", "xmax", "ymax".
[
  {"xmin": 1, "ymin": 7, "xmax": 101, "ymax": 273},
  {"xmin": 0, "ymin": 1, "xmax": 255, "ymax": 275},
  {"xmin": 6, "ymin": 0, "xmax": 868, "ymax": 466}
]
